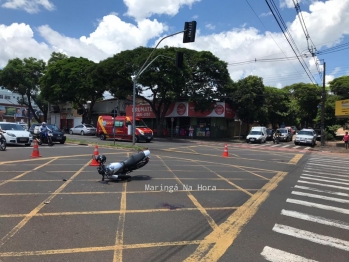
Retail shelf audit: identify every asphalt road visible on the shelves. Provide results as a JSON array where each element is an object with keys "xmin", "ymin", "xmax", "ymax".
[{"xmin": 0, "ymin": 139, "xmax": 347, "ymax": 261}]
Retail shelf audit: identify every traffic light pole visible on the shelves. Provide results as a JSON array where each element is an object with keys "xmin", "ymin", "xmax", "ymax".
[{"xmin": 131, "ymin": 30, "xmax": 186, "ymax": 145}]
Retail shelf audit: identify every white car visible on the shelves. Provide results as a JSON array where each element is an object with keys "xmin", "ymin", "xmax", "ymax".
[
  {"xmin": 0, "ymin": 122, "xmax": 33, "ymax": 146},
  {"xmin": 294, "ymin": 128, "xmax": 317, "ymax": 146},
  {"xmin": 246, "ymin": 130, "xmax": 267, "ymax": 143}
]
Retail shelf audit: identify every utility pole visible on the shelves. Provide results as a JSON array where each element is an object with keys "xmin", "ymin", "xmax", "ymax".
[{"xmin": 321, "ymin": 62, "xmax": 326, "ymax": 146}]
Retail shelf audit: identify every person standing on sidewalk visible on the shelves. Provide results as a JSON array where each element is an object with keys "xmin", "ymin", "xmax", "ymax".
[{"xmin": 343, "ymin": 131, "xmax": 349, "ymax": 149}]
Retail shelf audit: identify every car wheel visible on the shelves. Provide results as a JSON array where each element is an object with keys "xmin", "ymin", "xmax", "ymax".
[
  {"xmin": 69, "ymin": 130, "xmax": 73, "ymax": 135},
  {"xmin": 100, "ymin": 134, "xmax": 106, "ymax": 140},
  {"xmin": 81, "ymin": 131, "xmax": 84, "ymax": 136}
]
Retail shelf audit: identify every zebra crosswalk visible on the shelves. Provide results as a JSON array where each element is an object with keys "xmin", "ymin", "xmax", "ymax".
[
  {"xmin": 260, "ymin": 155, "xmax": 349, "ymax": 261},
  {"xmin": 232, "ymin": 142, "xmax": 312, "ymax": 151}
]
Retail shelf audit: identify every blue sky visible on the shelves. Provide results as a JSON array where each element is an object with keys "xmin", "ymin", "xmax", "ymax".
[{"xmin": 0, "ymin": 0, "xmax": 348, "ymax": 91}]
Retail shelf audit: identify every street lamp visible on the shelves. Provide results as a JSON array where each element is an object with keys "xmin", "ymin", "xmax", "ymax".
[
  {"xmin": 112, "ymin": 106, "xmax": 118, "ymax": 146},
  {"xmin": 131, "ymin": 23, "xmax": 196, "ymax": 145}
]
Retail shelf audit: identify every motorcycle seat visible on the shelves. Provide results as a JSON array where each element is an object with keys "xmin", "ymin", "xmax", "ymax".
[{"xmin": 122, "ymin": 152, "xmax": 145, "ymax": 168}]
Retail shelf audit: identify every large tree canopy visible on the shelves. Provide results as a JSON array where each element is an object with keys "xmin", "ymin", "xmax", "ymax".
[
  {"xmin": 40, "ymin": 56, "xmax": 105, "ymax": 124},
  {"xmin": 0, "ymin": 57, "xmax": 47, "ymax": 126},
  {"xmin": 98, "ymin": 46, "xmax": 234, "ymax": 134},
  {"xmin": 328, "ymin": 76, "xmax": 349, "ymax": 99},
  {"xmin": 230, "ymin": 75, "xmax": 265, "ymax": 133}
]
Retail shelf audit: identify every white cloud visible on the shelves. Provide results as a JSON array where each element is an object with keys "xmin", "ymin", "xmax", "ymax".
[
  {"xmin": 0, "ymin": 23, "xmax": 52, "ymax": 67},
  {"xmin": 280, "ymin": 0, "xmax": 301, "ymax": 9},
  {"xmin": 123, "ymin": 0, "xmax": 201, "ymax": 21},
  {"xmin": 1, "ymin": 0, "xmax": 55, "ymax": 14},
  {"xmin": 259, "ymin": 12, "xmax": 272, "ymax": 17},
  {"xmin": 205, "ymin": 23, "xmax": 215, "ymax": 30}
]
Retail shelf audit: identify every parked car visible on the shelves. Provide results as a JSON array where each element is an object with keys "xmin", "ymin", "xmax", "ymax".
[
  {"xmin": 277, "ymin": 128, "xmax": 293, "ymax": 142},
  {"xmin": 246, "ymin": 129, "xmax": 267, "ymax": 143},
  {"xmin": 29, "ymin": 124, "xmax": 66, "ymax": 144},
  {"xmin": 266, "ymin": 128, "xmax": 274, "ymax": 141},
  {"xmin": 0, "ymin": 122, "xmax": 33, "ymax": 146},
  {"xmin": 294, "ymin": 128, "xmax": 317, "ymax": 146},
  {"xmin": 69, "ymin": 124, "xmax": 96, "ymax": 135}
]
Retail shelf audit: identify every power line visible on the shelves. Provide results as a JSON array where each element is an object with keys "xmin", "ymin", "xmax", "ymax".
[
  {"xmin": 244, "ymin": 0, "xmax": 304, "ymax": 79},
  {"xmin": 265, "ymin": 0, "xmax": 318, "ymax": 85}
]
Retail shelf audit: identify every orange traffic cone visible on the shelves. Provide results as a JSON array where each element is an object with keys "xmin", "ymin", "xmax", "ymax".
[
  {"xmin": 89, "ymin": 145, "xmax": 100, "ymax": 166},
  {"xmin": 30, "ymin": 140, "xmax": 42, "ymax": 158},
  {"xmin": 222, "ymin": 144, "xmax": 229, "ymax": 157}
]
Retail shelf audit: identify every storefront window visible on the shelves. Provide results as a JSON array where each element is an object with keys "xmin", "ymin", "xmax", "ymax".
[{"xmin": 196, "ymin": 118, "xmax": 211, "ymax": 137}]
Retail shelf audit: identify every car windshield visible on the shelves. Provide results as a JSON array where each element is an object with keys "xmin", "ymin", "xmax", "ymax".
[
  {"xmin": 135, "ymin": 119, "xmax": 148, "ymax": 128},
  {"xmin": 267, "ymin": 130, "xmax": 273, "ymax": 134},
  {"xmin": 279, "ymin": 129, "xmax": 287, "ymax": 133},
  {"xmin": 298, "ymin": 131, "xmax": 314, "ymax": 136},
  {"xmin": 0, "ymin": 123, "xmax": 25, "ymax": 130},
  {"xmin": 250, "ymin": 131, "xmax": 262, "ymax": 135},
  {"xmin": 47, "ymin": 125, "xmax": 60, "ymax": 131}
]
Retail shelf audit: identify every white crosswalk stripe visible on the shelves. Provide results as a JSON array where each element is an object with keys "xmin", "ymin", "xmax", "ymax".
[
  {"xmin": 231, "ymin": 142, "xmax": 313, "ymax": 150},
  {"xmin": 260, "ymin": 155, "xmax": 349, "ymax": 261}
]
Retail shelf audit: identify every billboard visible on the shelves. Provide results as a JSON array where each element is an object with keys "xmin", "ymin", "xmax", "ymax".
[
  {"xmin": 335, "ymin": 99, "xmax": 349, "ymax": 117},
  {"xmin": 0, "ymin": 105, "xmax": 31, "ymax": 118},
  {"xmin": 126, "ymin": 102, "xmax": 235, "ymax": 119}
]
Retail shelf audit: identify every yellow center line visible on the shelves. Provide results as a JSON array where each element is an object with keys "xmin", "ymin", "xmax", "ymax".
[
  {"xmin": 183, "ymin": 171, "xmax": 288, "ymax": 262},
  {"xmin": 0, "ymin": 160, "xmax": 91, "ymax": 249},
  {"xmin": 113, "ymin": 182, "xmax": 127, "ymax": 262},
  {"xmin": 156, "ymin": 155, "xmax": 220, "ymax": 232}
]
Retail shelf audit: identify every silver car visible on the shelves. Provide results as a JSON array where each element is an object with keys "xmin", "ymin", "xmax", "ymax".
[
  {"xmin": 294, "ymin": 129, "xmax": 317, "ymax": 146},
  {"xmin": 69, "ymin": 124, "xmax": 96, "ymax": 135}
]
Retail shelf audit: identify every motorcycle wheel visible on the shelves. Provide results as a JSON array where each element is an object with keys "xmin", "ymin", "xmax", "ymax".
[
  {"xmin": 49, "ymin": 137, "xmax": 54, "ymax": 146},
  {"xmin": 0, "ymin": 139, "xmax": 6, "ymax": 151}
]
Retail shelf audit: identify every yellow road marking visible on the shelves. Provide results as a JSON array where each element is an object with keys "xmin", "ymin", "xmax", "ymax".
[
  {"xmin": 0, "ymin": 207, "xmax": 239, "ymax": 218},
  {"xmin": 201, "ymin": 166, "xmax": 254, "ymax": 196},
  {"xmin": 113, "ymin": 183, "xmax": 127, "ymax": 262},
  {"xmin": 0, "ymin": 158, "xmax": 57, "ymax": 187},
  {"xmin": 0, "ymin": 152, "xmax": 131, "ymax": 165},
  {"xmin": 183, "ymin": 171, "xmax": 288, "ymax": 262},
  {"xmin": 288, "ymin": 154, "xmax": 304, "ymax": 164},
  {"xmin": 159, "ymin": 155, "xmax": 279, "ymax": 173},
  {"xmin": 157, "ymin": 156, "xmax": 220, "ymax": 232},
  {"xmin": 0, "ymin": 160, "xmax": 91, "ymax": 249},
  {"xmin": 0, "ymin": 240, "xmax": 207, "ymax": 257}
]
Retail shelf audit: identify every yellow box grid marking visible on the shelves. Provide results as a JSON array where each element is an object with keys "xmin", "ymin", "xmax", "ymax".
[
  {"xmin": 0, "ymin": 160, "xmax": 92, "ymax": 249},
  {"xmin": 156, "ymin": 155, "xmax": 220, "ymax": 232},
  {"xmin": 0, "ymin": 151, "xmax": 290, "ymax": 260}
]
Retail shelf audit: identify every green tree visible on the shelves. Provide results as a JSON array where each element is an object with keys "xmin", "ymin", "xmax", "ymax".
[
  {"xmin": 328, "ymin": 76, "xmax": 349, "ymax": 98},
  {"xmin": 98, "ymin": 46, "xmax": 234, "ymax": 135},
  {"xmin": 230, "ymin": 75, "xmax": 265, "ymax": 134},
  {"xmin": 260, "ymin": 86, "xmax": 290, "ymax": 128},
  {"xmin": 40, "ymin": 56, "xmax": 105, "ymax": 124},
  {"xmin": 283, "ymin": 83, "xmax": 321, "ymax": 127},
  {"xmin": 0, "ymin": 57, "xmax": 47, "ymax": 126}
]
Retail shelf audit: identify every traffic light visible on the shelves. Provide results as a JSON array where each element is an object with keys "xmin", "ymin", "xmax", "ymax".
[
  {"xmin": 175, "ymin": 52, "xmax": 183, "ymax": 69},
  {"xmin": 183, "ymin": 21, "xmax": 197, "ymax": 43}
]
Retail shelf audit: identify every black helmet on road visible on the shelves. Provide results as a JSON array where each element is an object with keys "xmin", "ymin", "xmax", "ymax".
[{"xmin": 96, "ymin": 155, "xmax": 106, "ymax": 164}]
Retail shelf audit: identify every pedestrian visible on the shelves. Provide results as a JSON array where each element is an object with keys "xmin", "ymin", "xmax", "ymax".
[{"xmin": 343, "ymin": 131, "xmax": 349, "ymax": 149}]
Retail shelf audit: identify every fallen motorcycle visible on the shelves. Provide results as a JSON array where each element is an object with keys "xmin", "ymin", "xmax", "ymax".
[
  {"xmin": 95, "ymin": 149, "xmax": 150, "ymax": 182},
  {"xmin": 0, "ymin": 131, "xmax": 6, "ymax": 151}
]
